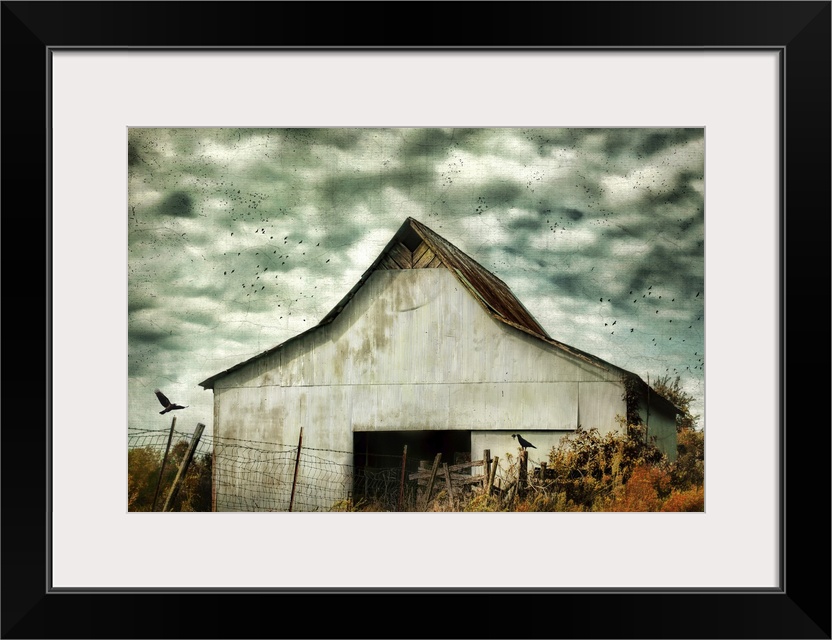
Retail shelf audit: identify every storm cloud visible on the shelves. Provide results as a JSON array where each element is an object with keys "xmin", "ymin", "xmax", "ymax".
[{"xmin": 128, "ymin": 128, "xmax": 705, "ymax": 433}]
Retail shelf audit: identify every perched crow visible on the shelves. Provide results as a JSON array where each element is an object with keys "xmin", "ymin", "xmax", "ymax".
[
  {"xmin": 154, "ymin": 389, "xmax": 188, "ymax": 415},
  {"xmin": 512, "ymin": 434, "xmax": 537, "ymax": 450}
]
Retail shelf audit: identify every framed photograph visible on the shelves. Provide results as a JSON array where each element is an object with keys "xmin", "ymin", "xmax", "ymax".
[
  {"xmin": 4, "ymin": 2, "xmax": 829, "ymax": 638},
  {"xmin": 126, "ymin": 124, "xmax": 703, "ymax": 519}
]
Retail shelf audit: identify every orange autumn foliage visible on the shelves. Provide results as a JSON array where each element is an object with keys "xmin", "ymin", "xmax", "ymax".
[
  {"xmin": 605, "ymin": 463, "xmax": 671, "ymax": 512},
  {"xmin": 661, "ymin": 486, "xmax": 705, "ymax": 512}
]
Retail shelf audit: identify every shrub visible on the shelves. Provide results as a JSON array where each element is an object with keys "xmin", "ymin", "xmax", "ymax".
[
  {"xmin": 462, "ymin": 493, "xmax": 502, "ymax": 512},
  {"xmin": 603, "ymin": 463, "xmax": 671, "ymax": 512},
  {"xmin": 671, "ymin": 427, "xmax": 705, "ymax": 491},
  {"xmin": 545, "ymin": 420, "xmax": 666, "ymax": 511},
  {"xmin": 127, "ymin": 441, "xmax": 213, "ymax": 511},
  {"xmin": 661, "ymin": 486, "xmax": 705, "ymax": 512}
]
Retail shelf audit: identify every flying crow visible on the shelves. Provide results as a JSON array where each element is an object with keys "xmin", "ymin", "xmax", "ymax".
[
  {"xmin": 512, "ymin": 434, "xmax": 537, "ymax": 450},
  {"xmin": 155, "ymin": 389, "xmax": 188, "ymax": 415}
]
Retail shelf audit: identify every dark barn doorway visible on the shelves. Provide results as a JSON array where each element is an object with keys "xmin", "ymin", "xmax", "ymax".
[{"xmin": 353, "ymin": 430, "xmax": 471, "ymax": 509}]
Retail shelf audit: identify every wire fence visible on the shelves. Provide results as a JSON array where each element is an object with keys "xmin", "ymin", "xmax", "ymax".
[{"xmin": 128, "ymin": 426, "xmax": 413, "ymax": 512}]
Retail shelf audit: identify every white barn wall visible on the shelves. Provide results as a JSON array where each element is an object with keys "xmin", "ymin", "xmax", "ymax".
[
  {"xmin": 210, "ymin": 268, "xmax": 673, "ymax": 510},
  {"xmin": 578, "ymin": 381, "xmax": 628, "ymax": 432},
  {"xmin": 212, "ymin": 385, "xmax": 354, "ymax": 511},
  {"xmin": 221, "ymin": 270, "xmax": 623, "ymax": 388},
  {"xmin": 213, "ymin": 269, "xmax": 633, "ymax": 439}
]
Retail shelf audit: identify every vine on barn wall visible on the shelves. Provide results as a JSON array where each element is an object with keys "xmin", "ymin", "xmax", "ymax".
[{"xmin": 621, "ymin": 375, "xmax": 644, "ymax": 427}]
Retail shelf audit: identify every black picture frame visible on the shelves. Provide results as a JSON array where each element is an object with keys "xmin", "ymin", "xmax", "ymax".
[{"xmin": 3, "ymin": 2, "xmax": 829, "ymax": 638}]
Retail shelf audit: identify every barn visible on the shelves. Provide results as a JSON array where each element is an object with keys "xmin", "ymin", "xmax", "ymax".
[{"xmin": 199, "ymin": 217, "xmax": 680, "ymax": 511}]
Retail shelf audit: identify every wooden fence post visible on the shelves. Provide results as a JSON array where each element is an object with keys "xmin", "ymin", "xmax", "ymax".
[
  {"xmin": 518, "ymin": 450, "xmax": 528, "ymax": 498},
  {"xmin": 151, "ymin": 416, "xmax": 177, "ymax": 512},
  {"xmin": 162, "ymin": 422, "xmax": 205, "ymax": 512},
  {"xmin": 398, "ymin": 445, "xmax": 408, "ymax": 511},
  {"xmin": 482, "ymin": 449, "xmax": 491, "ymax": 492},
  {"xmin": 423, "ymin": 453, "xmax": 442, "ymax": 510},
  {"xmin": 539, "ymin": 461, "xmax": 548, "ymax": 486},
  {"xmin": 504, "ymin": 480, "xmax": 516, "ymax": 506},
  {"xmin": 487, "ymin": 456, "xmax": 499, "ymax": 497},
  {"xmin": 442, "ymin": 463, "xmax": 454, "ymax": 510},
  {"xmin": 288, "ymin": 427, "xmax": 303, "ymax": 512}
]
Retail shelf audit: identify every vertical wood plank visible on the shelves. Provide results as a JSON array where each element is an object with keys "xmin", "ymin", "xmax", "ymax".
[
  {"xmin": 442, "ymin": 463, "xmax": 454, "ymax": 510},
  {"xmin": 482, "ymin": 449, "xmax": 491, "ymax": 492},
  {"xmin": 398, "ymin": 445, "xmax": 408, "ymax": 511},
  {"xmin": 518, "ymin": 450, "xmax": 528, "ymax": 498},
  {"xmin": 288, "ymin": 427, "xmax": 303, "ymax": 512},
  {"xmin": 151, "ymin": 416, "xmax": 176, "ymax": 512},
  {"xmin": 163, "ymin": 422, "xmax": 205, "ymax": 512},
  {"xmin": 423, "ymin": 453, "xmax": 442, "ymax": 510},
  {"xmin": 488, "ymin": 456, "xmax": 499, "ymax": 497}
]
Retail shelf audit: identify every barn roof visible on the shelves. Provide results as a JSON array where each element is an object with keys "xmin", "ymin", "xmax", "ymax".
[{"xmin": 198, "ymin": 217, "xmax": 681, "ymax": 414}]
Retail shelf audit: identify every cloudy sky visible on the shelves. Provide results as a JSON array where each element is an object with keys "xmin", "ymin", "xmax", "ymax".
[{"xmin": 128, "ymin": 128, "xmax": 704, "ymax": 436}]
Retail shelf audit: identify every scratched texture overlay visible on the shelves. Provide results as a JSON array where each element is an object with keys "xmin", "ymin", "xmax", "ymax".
[{"xmin": 128, "ymin": 128, "xmax": 704, "ymax": 437}]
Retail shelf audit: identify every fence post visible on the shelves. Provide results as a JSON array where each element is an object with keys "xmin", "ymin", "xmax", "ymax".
[
  {"xmin": 482, "ymin": 449, "xmax": 491, "ymax": 492},
  {"xmin": 398, "ymin": 445, "xmax": 408, "ymax": 511},
  {"xmin": 288, "ymin": 427, "xmax": 303, "ymax": 512},
  {"xmin": 162, "ymin": 422, "xmax": 205, "ymax": 512},
  {"xmin": 518, "ymin": 450, "xmax": 528, "ymax": 498},
  {"xmin": 423, "ymin": 453, "xmax": 442, "ymax": 510},
  {"xmin": 151, "ymin": 416, "xmax": 177, "ymax": 512},
  {"xmin": 487, "ymin": 456, "xmax": 499, "ymax": 497},
  {"xmin": 442, "ymin": 463, "xmax": 454, "ymax": 510},
  {"xmin": 540, "ymin": 461, "xmax": 548, "ymax": 486}
]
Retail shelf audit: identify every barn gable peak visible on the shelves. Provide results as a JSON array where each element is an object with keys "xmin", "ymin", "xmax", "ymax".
[{"xmin": 318, "ymin": 217, "xmax": 551, "ymax": 339}]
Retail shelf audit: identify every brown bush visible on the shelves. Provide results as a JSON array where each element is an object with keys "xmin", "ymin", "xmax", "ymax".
[{"xmin": 661, "ymin": 486, "xmax": 705, "ymax": 512}]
